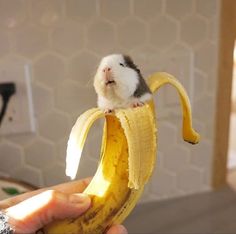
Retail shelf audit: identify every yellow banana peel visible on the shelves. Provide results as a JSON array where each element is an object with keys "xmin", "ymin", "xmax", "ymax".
[{"xmin": 44, "ymin": 72, "xmax": 200, "ymax": 234}]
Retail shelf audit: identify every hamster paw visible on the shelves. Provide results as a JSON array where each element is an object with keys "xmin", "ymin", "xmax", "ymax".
[{"xmin": 132, "ymin": 101, "xmax": 144, "ymax": 108}]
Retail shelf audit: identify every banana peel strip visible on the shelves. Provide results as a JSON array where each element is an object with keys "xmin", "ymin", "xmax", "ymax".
[
  {"xmin": 116, "ymin": 105, "xmax": 157, "ymax": 189},
  {"xmin": 66, "ymin": 108, "xmax": 105, "ymax": 180},
  {"xmin": 147, "ymin": 72, "xmax": 200, "ymax": 144}
]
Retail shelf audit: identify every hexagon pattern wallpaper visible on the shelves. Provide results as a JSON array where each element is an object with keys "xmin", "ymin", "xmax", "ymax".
[{"xmin": 0, "ymin": 0, "xmax": 219, "ymax": 202}]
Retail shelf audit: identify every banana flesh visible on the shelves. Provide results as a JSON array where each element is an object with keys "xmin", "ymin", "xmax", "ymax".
[{"xmin": 44, "ymin": 72, "xmax": 200, "ymax": 234}]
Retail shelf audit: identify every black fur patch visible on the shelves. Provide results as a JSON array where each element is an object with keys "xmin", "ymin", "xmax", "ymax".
[
  {"xmin": 123, "ymin": 55, "xmax": 141, "ymax": 74},
  {"xmin": 123, "ymin": 55, "xmax": 151, "ymax": 97}
]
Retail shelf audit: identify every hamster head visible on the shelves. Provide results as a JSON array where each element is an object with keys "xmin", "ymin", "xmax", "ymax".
[{"xmin": 94, "ymin": 54, "xmax": 140, "ymax": 99}]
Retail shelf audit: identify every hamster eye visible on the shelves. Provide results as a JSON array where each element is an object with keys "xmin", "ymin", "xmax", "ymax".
[{"xmin": 119, "ymin": 63, "xmax": 125, "ymax": 67}]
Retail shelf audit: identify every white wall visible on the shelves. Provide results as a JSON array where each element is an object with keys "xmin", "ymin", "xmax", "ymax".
[{"xmin": 0, "ymin": 0, "xmax": 220, "ymax": 202}]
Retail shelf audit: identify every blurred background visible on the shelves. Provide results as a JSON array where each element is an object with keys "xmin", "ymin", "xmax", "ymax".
[{"xmin": 1, "ymin": 0, "xmax": 236, "ymax": 233}]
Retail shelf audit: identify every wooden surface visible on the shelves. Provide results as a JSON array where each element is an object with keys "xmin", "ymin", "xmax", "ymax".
[
  {"xmin": 125, "ymin": 187, "xmax": 236, "ymax": 233},
  {"xmin": 212, "ymin": 0, "xmax": 236, "ymax": 188}
]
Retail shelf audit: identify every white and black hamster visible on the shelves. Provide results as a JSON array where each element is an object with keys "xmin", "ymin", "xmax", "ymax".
[{"xmin": 94, "ymin": 54, "xmax": 152, "ymax": 112}]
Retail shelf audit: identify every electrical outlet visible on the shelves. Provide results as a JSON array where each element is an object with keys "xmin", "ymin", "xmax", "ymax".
[{"xmin": 0, "ymin": 59, "xmax": 35, "ymax": 135}]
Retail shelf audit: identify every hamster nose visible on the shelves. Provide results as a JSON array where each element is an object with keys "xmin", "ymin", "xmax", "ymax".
[{"xmin": 103, "ymin": 67, "xmax": 111, "ymax": 73}]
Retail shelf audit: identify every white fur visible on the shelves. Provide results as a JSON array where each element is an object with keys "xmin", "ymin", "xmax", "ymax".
[{"xmin": 94, "ymin": 54, "xmax": 151, "ymax": 110}]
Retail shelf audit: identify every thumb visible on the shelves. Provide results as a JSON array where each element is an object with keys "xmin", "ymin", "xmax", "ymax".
[{"xmin": 5, "ymin": 190, "xmax": 91, "ymax": 234}]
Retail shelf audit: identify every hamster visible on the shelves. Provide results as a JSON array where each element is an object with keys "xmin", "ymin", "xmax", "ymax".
[{"xmin": 94, "ymin": 54, "xmax": 152, "ymax": 112}]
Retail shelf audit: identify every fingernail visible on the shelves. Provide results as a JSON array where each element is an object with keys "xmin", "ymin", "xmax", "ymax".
[
  {"xmin": 69, "ymin": 193, "xmax": 91, "ymax": 205},
  {"xmin": 106, "ymin": 225, "xmax": 128, "ymax": 234},
  {"xmin": 117, "ymin": 225, "xmax": 128, "ymax": 234}
]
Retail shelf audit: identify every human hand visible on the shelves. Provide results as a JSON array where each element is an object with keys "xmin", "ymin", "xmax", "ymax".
[{"xmin": 0, "ymin": 178, "xmax": 127, "ymax": 234}]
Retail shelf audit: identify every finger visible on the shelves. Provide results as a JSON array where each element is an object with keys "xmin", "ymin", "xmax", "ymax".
[
  {"xmin": 5, "ymin": 190, "xmax": 91, "ymax": 234},
  {"xmin": 106, "ymin": 225, "xmax": 128, "ymax": 234},
  {"xmin": 0, "ymin": 177, "xmax": 92, "ymax": 209},
  {"xmin": 52, "ymin": 177, "xmax": 92, "ymax": 194}
]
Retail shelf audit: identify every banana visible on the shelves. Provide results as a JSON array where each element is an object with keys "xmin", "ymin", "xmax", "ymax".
[{"xmin": 44, "ymin": 72, "xmax": 200, "ymax": 234}]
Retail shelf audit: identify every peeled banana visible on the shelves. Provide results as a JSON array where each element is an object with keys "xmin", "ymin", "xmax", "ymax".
[{"xmin": 44, "ymin": 72, "xmax": 200, "ymax": 234}]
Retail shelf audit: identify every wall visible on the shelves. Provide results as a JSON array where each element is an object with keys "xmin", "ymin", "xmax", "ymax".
[{"xmin": 0, "ymin": 0, "xmax": 220, "ymax": 202}]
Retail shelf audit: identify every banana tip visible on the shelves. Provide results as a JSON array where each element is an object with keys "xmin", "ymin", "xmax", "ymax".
[{"xmin": 184, "ymin": 132, "xmax": 200, "ymax": 145}]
